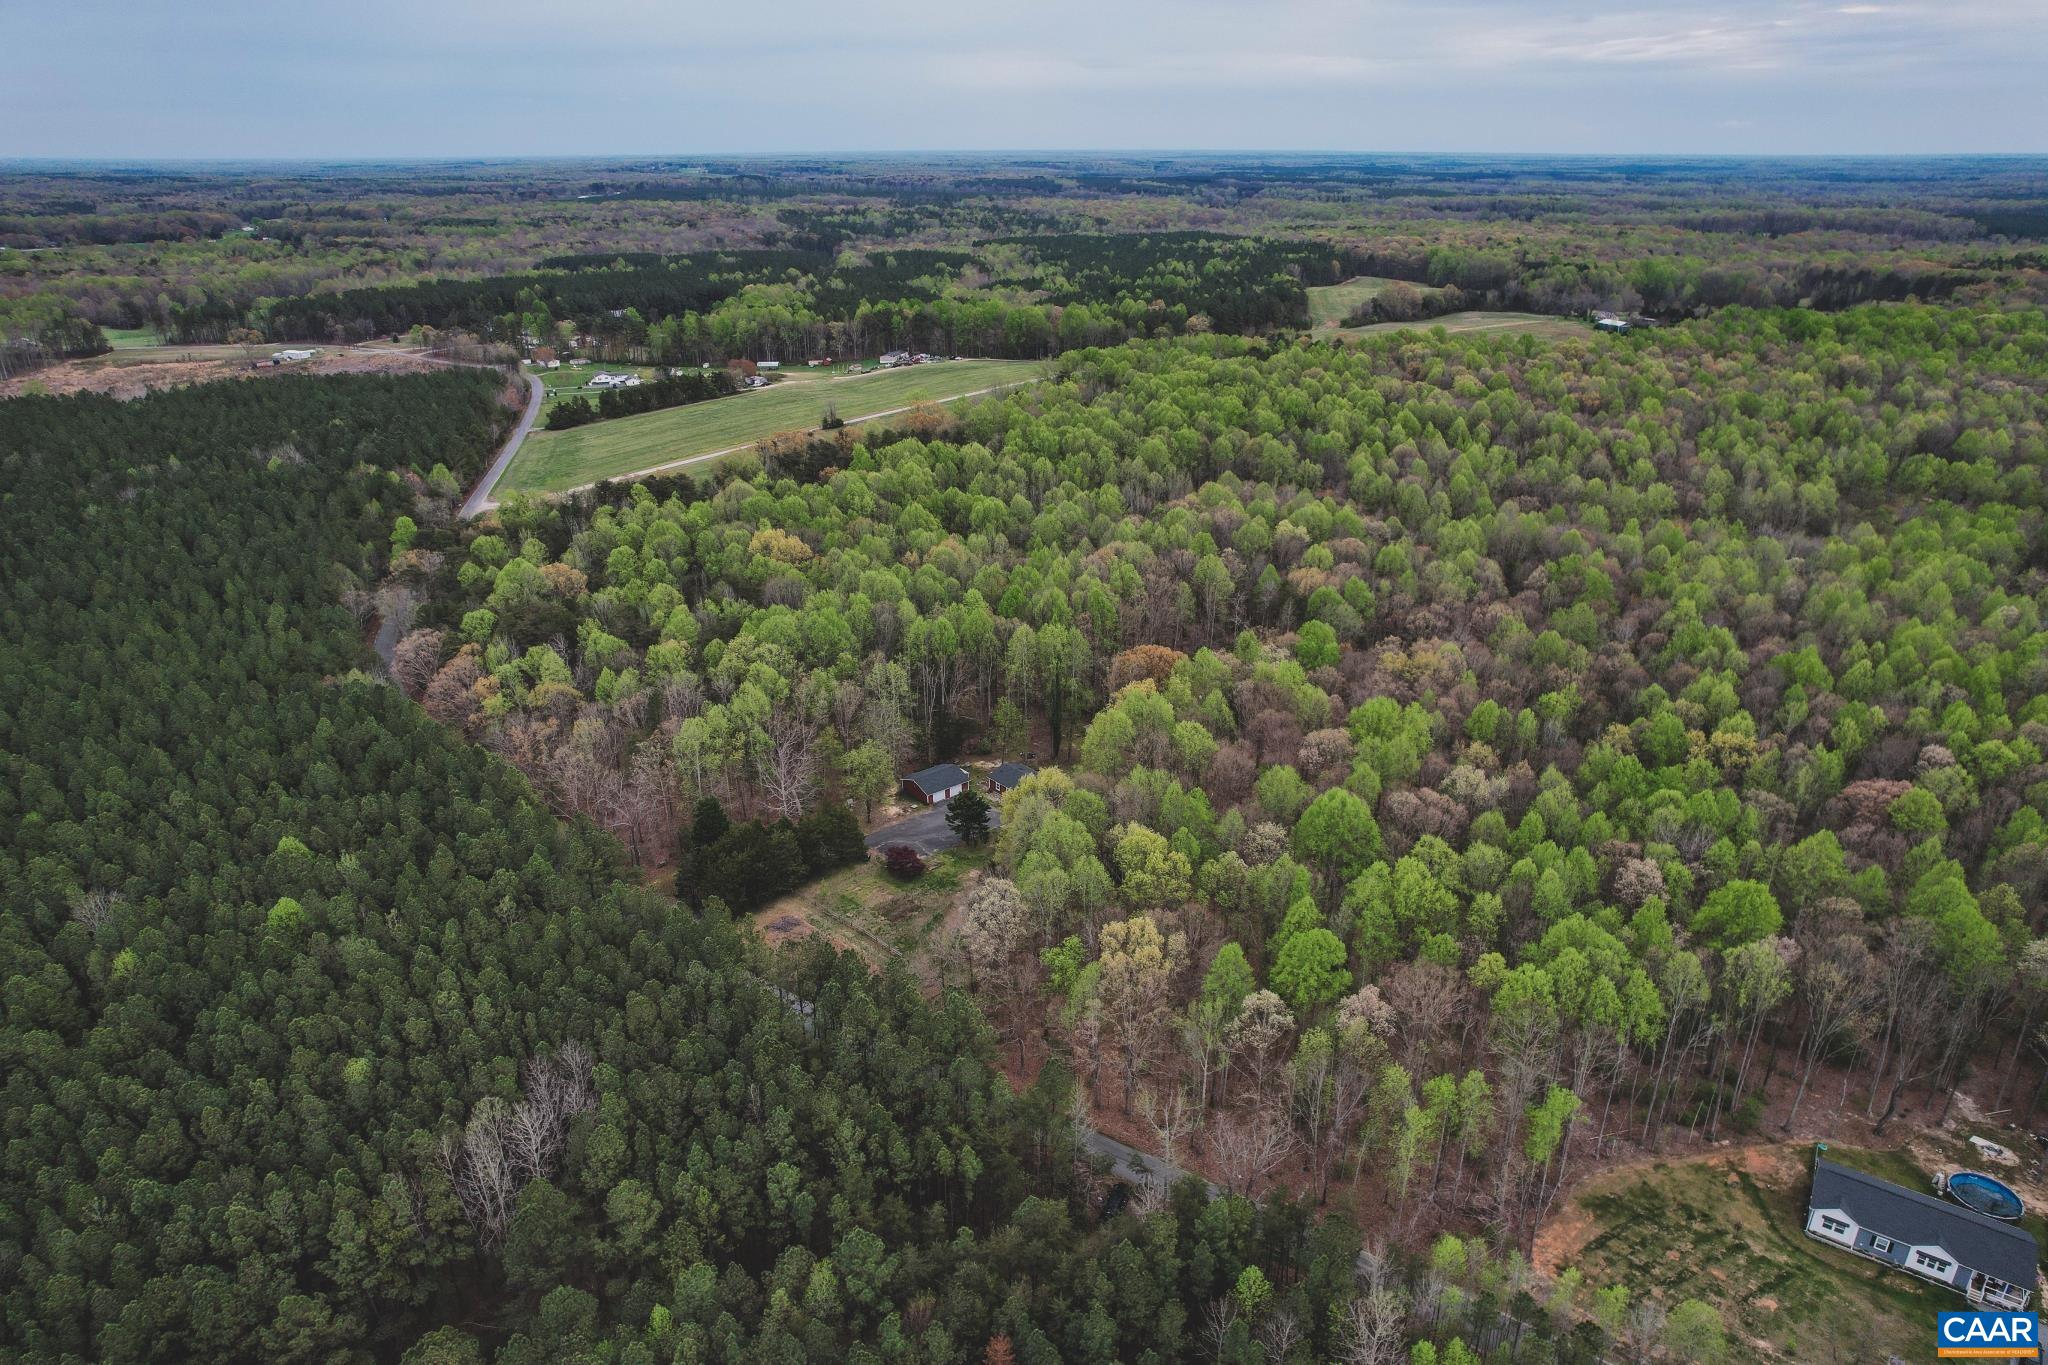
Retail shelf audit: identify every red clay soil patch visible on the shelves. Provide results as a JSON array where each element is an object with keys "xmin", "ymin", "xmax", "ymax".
[
  {"xmin": 1532, "ymin": 1191, "xmax": 1603, "ymax": 1278},
  {"xmin": 1533, "ymin": 1142, "xmax": 1801, "ymax": 1279}
]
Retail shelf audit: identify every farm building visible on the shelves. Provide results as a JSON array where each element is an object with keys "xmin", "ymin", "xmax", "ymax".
[
  {"xmin": 879, "ymin": 350, "xmax": 911, "ymax": 368},
  {"xmin": 757, "ymin": 360, "xmax": 781, "ymax": 370},
  {"xmin": 1804, "ymin": 1153, "xmax": 2037, "ymax": 1310},
  {"xmin": 271, "ymin": 348, "xmax": 315, "ymax": 363},
  {"xmin": 900, "ymin": 763, "xmax": 970, "ymax": 805},
  {"xmin": 988, "ymin": 762, "xmax": 1035, "ymax": 794},
  {"xmin": 1594, "ymin": 316, "xmax": 1630, "ymax": 334}
]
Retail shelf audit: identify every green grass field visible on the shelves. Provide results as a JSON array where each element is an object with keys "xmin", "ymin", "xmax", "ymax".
[
  {"xmin": 1306, "ymin": 276, "xmax": 1443, "ymax": 327},
  {"xmin": 1559, "ymin": 1144, "xmax": 1964, "ymax": 1362},
  {"xmin": 1332, "ymin": 310, "xmax": 1589, "ymax": 342},
  {"xmin": 101, "ymin": 326, "xmax": 165, "ymax": 349},
  {"xmin": 497, "ymin": 359, "xmax": 1044, "ymax": 496}
]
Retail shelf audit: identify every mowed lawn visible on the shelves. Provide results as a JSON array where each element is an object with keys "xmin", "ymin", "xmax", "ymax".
[
  {"xmin": 1333, "ymin": 310, "xmax": 1589, "ymax": 341},
  {"xmin": 102, "ymin": 326, "xmax": 165, "ymax": 349},
  {"xmin": 1553, "ymin": 1144, "xmax": 1960, "ymax": 1362},
  {"xmin": 1306, "ymin": 275, "xmax": 1442, "ymax": 327},
  {"xmin": 530, "ymin": 359, "xmax": 663, "ymax": 415},
  {"xmin": 496, "ymin": 359, "xmax": 1044, "ymax": 496}
]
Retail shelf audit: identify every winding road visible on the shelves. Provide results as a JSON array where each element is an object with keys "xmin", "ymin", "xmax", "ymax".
[{"xmin": 459, "ymin": 373, "xmax": 544, "ymax": 519}]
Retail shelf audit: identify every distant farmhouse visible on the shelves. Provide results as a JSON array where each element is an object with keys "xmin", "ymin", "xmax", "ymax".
[
  {"xmin": 271, "ymin": 348, "xmax": 316, "ymax": 363},
  {"xmin": 900, "ymin": 763, "xmax": 969, "ymax": 805},
  {"xmin": 1804, "ymin": 1153, "xmax": 2037, "ymax": 1310},
  {"xmin": 585, "ymin": 372, "xmax": 642, "ymax": 390}
]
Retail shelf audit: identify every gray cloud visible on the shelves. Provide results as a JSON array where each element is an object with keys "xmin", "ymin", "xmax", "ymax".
[{"xmin": 2, "ymin": 0, "xmax": 2043, "ymax": 155}]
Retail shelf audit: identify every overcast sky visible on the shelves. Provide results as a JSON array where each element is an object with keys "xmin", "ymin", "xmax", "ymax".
[{"xmin": 7, "ymin": 0, "xmax": 2045, "ymax": 158}]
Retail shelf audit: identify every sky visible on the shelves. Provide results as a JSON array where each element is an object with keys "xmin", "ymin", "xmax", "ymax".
[{"xmin": 6, "ymin": 0, "xmax": 2046, "ymax": 158}]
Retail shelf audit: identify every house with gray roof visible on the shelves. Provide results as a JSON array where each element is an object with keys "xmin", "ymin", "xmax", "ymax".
[
  {"xmin": 988, "ymin": 762, "xmax": 1035, "ymax": 794},
  {"xmin": 900, "ymin": 763, "xmax": 969, "ymax": 805},
  {"xmin": 1805, "ymin": 1151, "xmax": 2037, "ymax": 1310}
]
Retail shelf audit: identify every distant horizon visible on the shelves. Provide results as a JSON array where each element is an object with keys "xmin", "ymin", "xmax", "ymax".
[
  {"xmin": 7, "ymin": 150, "xmax": 2048, "ymax": 168},
  {"xmin": 6, "ymin": 0, "xmax": 2045, "ymax": 161}
]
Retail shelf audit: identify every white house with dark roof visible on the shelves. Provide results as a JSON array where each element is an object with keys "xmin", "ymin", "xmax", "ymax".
[
  {"xmin": 900, "ymin": 763, "xmax": 969, "ymax": 805},
  {"xmin": 1805, "ymin": 1151, "xmax": 2038, "ymax": 1310}
]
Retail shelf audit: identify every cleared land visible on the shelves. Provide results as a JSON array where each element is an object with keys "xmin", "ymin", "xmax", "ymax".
[
  {"xmin": 1329, "ymin": 309, "xmax": 1589, "ymax": 342},
  {"xmin": 751, "ymin": 843, "xmax": 988, "ymax": 986},
  {"xmin": 496, "ymin": 359, "xmax": 1044, "ymax": 496},
  {"xmin": 1306, "ymin": 275, "xmax": 1443, "ymax": 327},
  {"xmin": 0, "ymin": 344, "xmax": 437, "ymax": 400},
  {"xmin": 529, "ymin": 359, "xmax": 663, "ymax": 414},
  {"xmin": 1535, "ymin": 1142, "xmax": 2007, "ymax": 1362}
]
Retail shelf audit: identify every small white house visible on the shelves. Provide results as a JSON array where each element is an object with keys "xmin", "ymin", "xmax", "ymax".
[
  {"xmin": 1594, "ymin": 316, "xmax": 1630, "ymax": 334},
  {"xmin": 272, "ymin": 348, "xmax": 316, "ymax": 363},
  {"xmin": 757, "ymin": 360, "xmax": 781, "ymax": 370},
  {"xmin": 901, "ymin": 764, "xmax": 970, "ymax": 805},
  {"xmin": 587, "ymin": 373, "xmax": 628, "ymax": 390}
]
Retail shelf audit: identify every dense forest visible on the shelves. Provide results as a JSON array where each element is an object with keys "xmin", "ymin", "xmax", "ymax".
[
  {"xmin": 6, "ymin": 155, "xmax": 2048, "ymax": 1365},
  {"xmin": 2, "ymin": 371, "xmax": 1612, "ymax": 1364},
  {"xmin": 383, "ymin": 302, "xmax": 2046, "ymax": 1361},
  {"xmin": 7, "ymin": 156, "xmax": 2045, "ymax": 372}
]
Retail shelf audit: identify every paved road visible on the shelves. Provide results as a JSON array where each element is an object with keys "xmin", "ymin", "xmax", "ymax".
[
  {"xmin": 863, "ymin": 797, "xmax": 1002, "ymax": 856},
  {"xmin": 460, "ymin": 373, "xmax": 544, "ymax": 519},
  {"xmin": 1080, "ymin": 1127, "xmax": 1220, "ymax": 1196}
]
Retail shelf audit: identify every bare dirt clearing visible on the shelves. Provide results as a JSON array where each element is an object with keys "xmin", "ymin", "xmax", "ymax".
[{"xmin": 0, "ymin": 346, "xmax": 444, "ymax": 400}]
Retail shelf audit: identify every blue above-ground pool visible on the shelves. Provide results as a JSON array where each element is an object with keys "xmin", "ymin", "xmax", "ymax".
[{"xmin": 1944, "ymin": 1170, "xmax": 2026, "ymax": 1221}]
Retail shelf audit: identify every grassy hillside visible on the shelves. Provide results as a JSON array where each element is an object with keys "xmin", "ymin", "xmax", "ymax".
[
  {"xmin": 1548, "ymin": 1144, "xmax": 1965, "ymax": 1362},
  {"xmin": 1306, "ymin": 275, "xmax": 1443, "ymax": 327},
  {"xmin": 495, "ymin": 358, "xmax": 1044, "ymax": 496}
]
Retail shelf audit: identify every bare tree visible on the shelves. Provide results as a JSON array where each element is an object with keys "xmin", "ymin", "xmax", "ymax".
[
  {"xmin": 1624, "ymin": 1298, "xmax": 1668, "ymax": 1364},
  {"xmin": 440, "ymin": 1044, "xmax": 596, "ymax": 1247},
  {"xmin": 1211, "ymin": 1106, "xmax": 1295, "ymax": 1197},
  {"xmin": 1784, "ymin": 929, "xmax": 1875, "ymax": 1132},
  {"xmin": 1335, "ymin": 1264, "xmax": 1408, "ymax": 1365},
  {"xmin": 755, "ymin": 703, "xmax": 822, "ymax": 822},
  {"xmin": 390, "ymin": 628, "xmax": 445, "ymax": 696},
  {"xmin": 1867, "ymin": 919, "xmax": 1946, "ymax": 1134},
  {"xmin": 440, "ymin": 1097, "xmax": 518, "ymax": 1246},
  {"xmin": 68, "ymin": 887, "xmax": 123, "ymax": 936},
  {"xmin": 1201, "ymin": 1296, "xmax": 1241, "ymax": 1362},
  {"xmin": 959, "ymin": 877, "xmax": 1035, "ymax": 1062},
  {"xmin": 1255, "ymin": 1307, "xmax": 1303, "ymax": 1362},
  {"xmin": 1384, "ymin": 960, "xmax": 1465, "ymax": 1075},
  {"xmin": 1225, "ymin": 989, "xmax": 1297, "ymax": 1106},
  {"xmin": 1138, "ymin": 1082, "xmax": 1201, "ymax": 1169}
]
